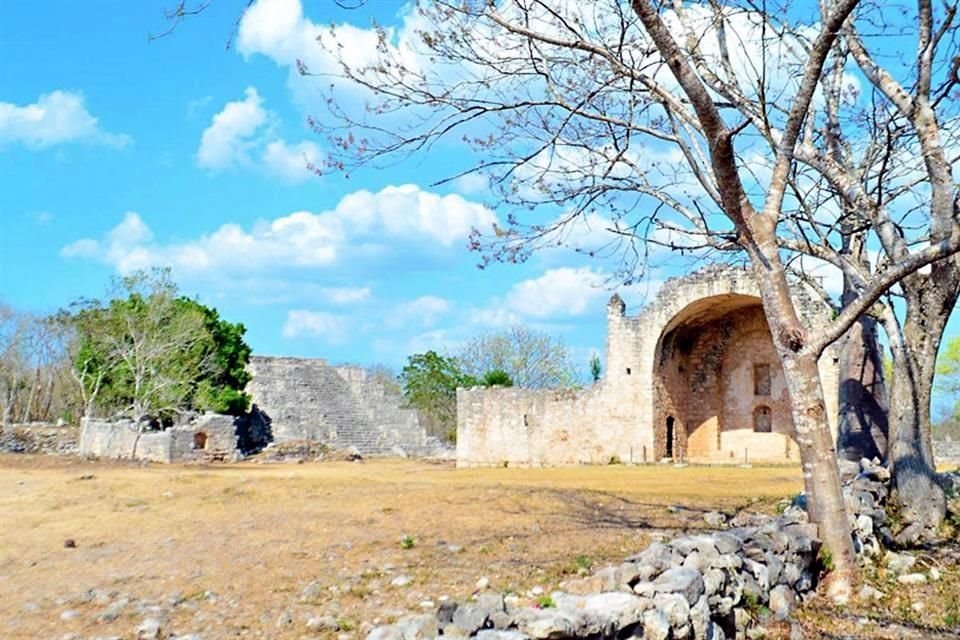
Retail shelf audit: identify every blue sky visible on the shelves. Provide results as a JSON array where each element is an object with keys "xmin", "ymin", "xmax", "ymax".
[
  {"xmin": 1, "ymin": 0, "xmax": 958, "ymax": 400},
  {"xmin": 0, "ymin": 0, "xmax": 660, "ymax": 375}
]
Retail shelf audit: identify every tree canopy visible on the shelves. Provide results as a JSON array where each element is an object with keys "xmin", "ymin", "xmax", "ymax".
[
  {"xmin": 70, "ymin": 269, "xmax": 251, "ymax": 423},
  {"xmin": 936, "ymin": 336, "xmax": 960, "ymax": 422},
  {"xmin": 399, "ymin": 350, "xmax": 478, "ymax": 442}
]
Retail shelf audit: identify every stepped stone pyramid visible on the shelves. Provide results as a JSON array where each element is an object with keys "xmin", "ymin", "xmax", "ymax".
[{"xmin": 245, "ymin": 356, "xmax": 443, "ymax": 456}]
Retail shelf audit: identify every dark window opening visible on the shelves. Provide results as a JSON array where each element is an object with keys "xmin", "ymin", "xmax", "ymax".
[
  {"xmin": 626, "ymin": 368, "xmax": 632, "ymax": 375},
  {"xmin": 753, "ymin": 406, "xmax": 772, "ymax": 433},
  {"xmin": 193, "ymin": 432, "xmax": 208, "ymax": 450},
  {"xmin": 522, "ymin": 414, "xmax": 529, "ymax": 427},
  {"xmin": 753, "ymin": 364, "xmax": 771, "ymax": 396},
  {"xmin": 665, "ymin": 416, "xmax": 675, "ymax": 458}
]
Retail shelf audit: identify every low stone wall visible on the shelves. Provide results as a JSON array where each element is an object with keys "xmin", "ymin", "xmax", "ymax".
[
  {"xmin": 0, "ymin": 423, "xmax": 79, "ymax": 455},
  {"xmin": 79, "ymin": 413, "xmax": 239, "ymax": 463},
  {"xmin": 80, "ymin": 418, "xmax": 172, "ymax": 462},
  {"xmin": 456, "ymin": 386, "xmax": 642, "ymax": 467},
  {"xmin": 368, "ymin": 507, "xmax": 820, "ymax": 640},
  {"xmin": 935, "ymin": 439, "xmax": 960, "ymax": 464}
]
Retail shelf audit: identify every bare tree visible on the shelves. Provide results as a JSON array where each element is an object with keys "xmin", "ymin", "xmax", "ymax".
[
  {"xmin": 0, "ymin": 303, "xmax": 26, "ymax": 432},
  {"xmin": 309, "ymin": 0, "xmax": 960, "ymax": 595},
  {"xmin": 455, "ymin": 325, "xmax": 579, "ymax": 388},
  {"xmin": 0, "ymin": 305, "xmax": 75, "ymax": 429}
]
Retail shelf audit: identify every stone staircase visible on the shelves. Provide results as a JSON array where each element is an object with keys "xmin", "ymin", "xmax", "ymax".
[{"xmin": 246, "ymin": 356, "xmax": 441, "ymax": 456}]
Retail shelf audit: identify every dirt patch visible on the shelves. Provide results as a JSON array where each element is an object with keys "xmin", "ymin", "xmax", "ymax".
[
  {"xmin": 0, "ymin": 456, "xmax": 798, "ymax": 638},
  {"xmin": 0, "ymin": 455, "xmax": 956, "ymax": 639}
]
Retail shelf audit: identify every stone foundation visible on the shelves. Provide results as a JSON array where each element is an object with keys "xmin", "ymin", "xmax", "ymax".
[{"xmin": 79, "ymin": 413, "xmax": 241, "ymax": 463}]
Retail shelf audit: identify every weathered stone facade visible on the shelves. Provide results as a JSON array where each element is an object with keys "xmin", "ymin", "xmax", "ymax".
[
  {"xmin": 245, "ymin": 356, "xmax": 442, "ymax": 456},
  {"xmin": 79, "ymin": 413, "xmax": 242, "ymax": 463},
  {"xmin": 457, "ymin": 267, "xmax": 840, "ymax": 467}
]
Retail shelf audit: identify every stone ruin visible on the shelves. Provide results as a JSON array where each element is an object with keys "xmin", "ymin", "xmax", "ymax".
[
  {"xmin": 77, "ymin": 356, "xmax": 444, "ymax": 462},
  {"xmin": 246, "ymin": 356, "xmax": 444, "ymax": 457},
  {"xmin": 456, "ymin": 267, "xmax": 840, "ymax": 468},
  {"xmin": 79, "ymin": 413, "xmax": 258, "ymax": 463}
]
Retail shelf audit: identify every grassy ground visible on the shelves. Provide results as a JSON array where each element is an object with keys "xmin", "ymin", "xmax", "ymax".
[{"xmin": 0, "ymin": 455, "xmax": 956, "ymax": 639}]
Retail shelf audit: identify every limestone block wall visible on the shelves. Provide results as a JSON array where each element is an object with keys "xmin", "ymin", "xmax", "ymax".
[
  {"xmin": 80, "ymin": 418, "xmax": 174, "ymax": 462},
  {"xmin": 79, "ymin": 413, "xmax": 240, "ymax": 463},
  {"xmin": 456, "ymin": 385, "xmax": 644, "ymax": 467},
  {"xmin": 245, "ymin": 356, "xmax": 437, "ymax": 455},
  {"xmin": 168, "ymin": 414, "xmax": 239, "ymax": 459}
]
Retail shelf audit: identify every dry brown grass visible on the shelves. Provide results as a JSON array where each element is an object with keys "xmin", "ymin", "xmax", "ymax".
[{"xmin": 0, "ymin": 455, "xmax": 956, "ymax": 640}]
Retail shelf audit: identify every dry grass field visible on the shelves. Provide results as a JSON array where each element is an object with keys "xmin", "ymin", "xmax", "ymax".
[{"xmin": 0, "ymin": 455, "xmax": 957, "ymax": 640}]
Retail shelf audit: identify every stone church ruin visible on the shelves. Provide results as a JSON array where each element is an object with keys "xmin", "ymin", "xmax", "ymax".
[{"xmin": 456, "ymin": 267, "xmax": 840, "ymax": 467}]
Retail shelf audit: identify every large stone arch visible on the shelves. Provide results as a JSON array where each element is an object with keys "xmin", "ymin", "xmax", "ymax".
[
  {"xmin": 623, "ymin": 266, "xmax": 838, "ymax": 464},
  {"xmin": 456, "ymin": 266, "xmax": 839, "ymax": 467}
]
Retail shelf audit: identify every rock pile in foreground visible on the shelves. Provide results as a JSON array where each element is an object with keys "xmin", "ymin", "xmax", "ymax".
[
  {"xmin": 365, "ymin": 459, "xmax": 959, "ymax": 640},
  {"xmin": 369, "ymin": 506, "xmax": 818, "ymax": 640}
]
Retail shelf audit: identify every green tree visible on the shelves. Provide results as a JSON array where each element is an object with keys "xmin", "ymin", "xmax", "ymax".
[
  {"xmin": 481, "ymin": 369, "xmax": 513, "ymax": 387},
  {"xmin": 183, "ymin": 299, "xmax": 252, "ymax": 415},
  {"xmin": 399, "ymin": 350, "xmax": 478, "ymax": 442},
  {"xmin": 589, "ymin": 353, "xmax": 602, "ymax": 384},
  {"xmin": 69, "ymin": 269, "xmax": 251, "ymax": 455},
  {"xmin": 456, "ymin": 326, "xmax": 578, "ymax": 388}
]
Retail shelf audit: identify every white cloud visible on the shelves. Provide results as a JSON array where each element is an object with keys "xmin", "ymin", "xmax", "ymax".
[
  {"xmin": 236, "ymin": 0, "xmax": 406, "ymax": 108},
  {"xmin": 262, "ymin": 139, "xmax": 322, "ymax": 183},
  {"xmin": 468, "ymin": 306, "xmax": 526, "ymax": 329},
  {"xmin": 371, "ymin": 328, "xmax": 461, "ymax": 365},
  {"xmin": 282, "ymin": 309, "xmax": 348, "ymax": 343},
  {"xmin": 505, "ymin": 267, "xmax": 609, "ymax": 318},
  {"xmin": 0, "ymin": 90, "xmax": 130, "ymax": 149},
  {"xmin": 61, "ymin": 212, "xmax": 155, "ymax": 273},
  {"xmin": 386, "ymin": 295, "xmax": 451, "ymax": 329},
  {"xmin": 26, "ymin": 211, "xmax": 54, "ymax": 225},
  {"xmin": 60, "ymin": 238, "xmax": 100, "ymax": 259},
  {"xmin": 322, "ymin": 286, "xmax": 370, "ymax": 305},
  {"xmin": 197, "ymin": 87, "xmax": 323, "ymax": 182},
  {"xmin": 453, "ymin": 173, "xmax": 489, "ymax": 195},
  {"xmin": 196, "ymin": 87, "xmax": 269, "ymax": 170},
  {"xmin": 61, "ymin": 185, "xmax": 497, "ymax": 276}
]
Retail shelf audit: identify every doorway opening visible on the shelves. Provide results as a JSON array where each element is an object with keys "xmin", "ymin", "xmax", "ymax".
[{"xmin": 665, "ymin": 416, "xmax": 675, "ymax": 459}]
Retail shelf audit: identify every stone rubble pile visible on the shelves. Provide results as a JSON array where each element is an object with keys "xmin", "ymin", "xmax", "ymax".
[
  {"xmin": 840, "ymin": 457, "xmax": 892, "ymax": 555},
  {"xmin": 365, "ymin": 458, "xmax": 958, "ymax": 640},
  {"xmin": 0, "ymin": 423, "xmax": 78, "ymax": 455},
  {"xmin": 369, "ymin": 505, "xmax": 819, "ymax": 640}
]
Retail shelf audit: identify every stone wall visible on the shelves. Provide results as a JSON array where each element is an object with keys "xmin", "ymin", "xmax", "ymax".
[
  {"xmin": 457, "ymin": 386, "xmax": 643, "ymax": 467},
  {"xmin": 245, "ymin": 356, "xmax": 440, "ymax": 456},
  {"xmin": 457, "ymin": 267, "xmax": 839, "ymax": 467},
  {"xmin": 0, "ymin": 423, "xmax": 78, "ymax": 455},
  {"xmin": 935, "ymin": 438, "xmax": 960, "ymax": 464},
  {"xmin": 79, "ymin": 413, "xmax": 239, "ymax": 463}
]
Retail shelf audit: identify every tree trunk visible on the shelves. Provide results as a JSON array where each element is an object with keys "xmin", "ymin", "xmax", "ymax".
[
  {"xmin": 886, "ymin": 282, "xmax": 954, "ymax": 536},
  {"xmin": 780, "ymin": 349, "xmax": 857, "ymax": 597},
  {"xmin": 750, "ymin": 256, "xmax": 857, "ymax": 599},
  {"xmin": 837, "ymin": 312, "xmax": 889, "ymax": 462},
  {"xmin": 131, "ymin": 422, "xmax": 144, "ymax": 460}
]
